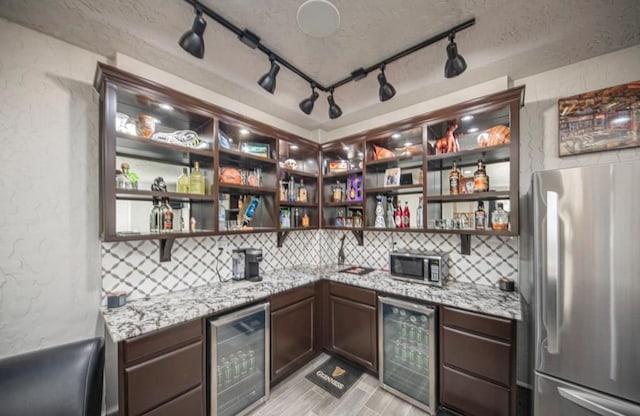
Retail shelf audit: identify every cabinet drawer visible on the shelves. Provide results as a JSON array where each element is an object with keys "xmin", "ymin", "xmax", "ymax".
[
  {"xmin": 126, "ymin": 341, "xmax": 203, "ymax": 415},
  {"xmin": 442, "ymin": 306, "xmax": 513, "ymax": 342},
  {"xmin": 142, "ymin": 385, "xmax": 203, "ymax": 416},
  {"xmin": 270, "ymin": 284, "xmax": 315, "ymax": 312},
  {"xmin": 442, "ymin": 365, "xmax": 510, "ymax": 416},
  {"xmin": 329, "ymin": 282, "xmax": 376, "ymax": 306},
  {"xmin": 443, "ymin": 327, "xmax": 511, "ymax": 386},
  {"xmin": 124, "ymin": 319, "xmax": 202, "ymax": 364}
]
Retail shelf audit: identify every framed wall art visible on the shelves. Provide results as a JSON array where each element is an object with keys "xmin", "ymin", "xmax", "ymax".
[{"xmin": 558, "ymin": 80, "xmax": 640, "ymax": 156}]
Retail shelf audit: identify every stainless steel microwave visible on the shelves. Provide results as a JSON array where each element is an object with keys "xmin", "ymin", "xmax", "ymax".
[{"xmin": 389, "ymin": 250, "xmax": 448, "ymax": 286}]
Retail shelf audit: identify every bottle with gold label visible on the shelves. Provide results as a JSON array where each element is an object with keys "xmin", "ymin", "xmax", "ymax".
[
  {"xmin": 332, "ymin": 181, "xmax": 343, "ymax": 203},
  {"xmin": 177, "ymin": 167, "xmax": 189, "ymax": 193},
  {"xmin": 189, "ymin": 161, "xmax": 205, "ymax": 195},
  {"xmin": 301, "ymin": 210, "xmax": 310, "ymax": 228},
  {"xmin": 475, "ymin": 201, "xmax": 487, "ymax": 230},
  {"xmin": 473, "ymin": 160, "xmax": 489, "ymax": 192},
  {"xmin": 298, "ymin": 179, "xmax": 308, "ymax": 202},
  {"xmin": 449, "ymin": 162, "xmax": 460, "ymax": 195}
]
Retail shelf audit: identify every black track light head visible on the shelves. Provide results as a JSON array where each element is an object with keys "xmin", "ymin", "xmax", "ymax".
[
  {"xmin": 179, "ymin": 10, "xmax": 207, "ymax": 59},
  {"xmin": 377, "ymin": 65, "xmax": 396, "ymax": 102},
  {"xmin": 299, "ymin": 84, "xmax": 319, "ymax": 115},
  {"xmin": 444, "ymin": 32, "xmax": 467, "ymax": 78},
  {"xmin": 258, "ymin": 57, "xmax": 280, "ymax": 94},
  {"xmin": 328, "ymin": 90, "xmax": 343, "ymax": 119}
]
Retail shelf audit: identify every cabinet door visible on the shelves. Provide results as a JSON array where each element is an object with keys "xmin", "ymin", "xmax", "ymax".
[
  {"xmin": 329, "ymin": 295, "xmax": 377, "ymax": 372},
  {"xmin": 271, "ymin": 296, "xmax": 315, "ymax": 384}
]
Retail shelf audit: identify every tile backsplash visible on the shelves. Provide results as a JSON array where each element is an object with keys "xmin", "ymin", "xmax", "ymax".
[{"xmin": 102, "ymin": 230, "xmax": 518, "ymax": 301}]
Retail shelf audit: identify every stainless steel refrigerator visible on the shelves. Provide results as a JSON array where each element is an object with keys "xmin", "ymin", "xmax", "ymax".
[{"xmin": 533, "ymin": 161, "xmax": 640, "ymax": 416}]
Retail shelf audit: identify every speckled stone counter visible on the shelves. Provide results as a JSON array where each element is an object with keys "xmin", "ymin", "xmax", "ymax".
[{"xmin": 102, "ymin": 264, "xmax": 521, "ymax": 342}]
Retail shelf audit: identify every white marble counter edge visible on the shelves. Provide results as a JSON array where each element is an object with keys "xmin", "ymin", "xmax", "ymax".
[{"xmin": 102, "ymin": 265, "xmax": 522, "ymax": 342}]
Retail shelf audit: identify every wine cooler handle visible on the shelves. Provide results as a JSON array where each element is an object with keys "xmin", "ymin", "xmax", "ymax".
[{"xmin": 545, "ymin": 191, "xmax": 560, "ymax": 354}]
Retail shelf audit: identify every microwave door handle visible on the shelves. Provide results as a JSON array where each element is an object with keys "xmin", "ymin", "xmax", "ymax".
[{"xmin": 546, "ymin": 191, "xmax": 560, "ymax": 354}]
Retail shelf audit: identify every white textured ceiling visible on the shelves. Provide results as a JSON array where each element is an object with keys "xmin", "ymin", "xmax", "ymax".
[{"xmin": 1, "ymin": 0, "xmax": 639, "ymax": 131}]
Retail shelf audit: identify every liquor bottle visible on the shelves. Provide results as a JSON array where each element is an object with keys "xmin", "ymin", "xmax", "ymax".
[
  {"xmin": 149, "ymin": 197, "xmax": 161, "ymax": 233},
  {"xmin": 403, "ymin": 201, "xmax": 410, "ymax": 228},
  {"xmin": 475, "ymin": 201, "xmax": 487, "ymax": 230},
  {"xmin": 293, "ymin": 208, "xmax": 300, "ymax": 228},
  {"xmin": 297, "ymin": 179, "xmax": 308, "ymax": 202},
  {"xmin": 288, "ymin": 177, "xmax": 295, "ymax": 201},
  {"xmin": 473, "ymin": 160, "xmax": 489, "ymax": 192},
  {"xmin": 449, "ymin": 162, "xmax": 460, "ymax": 195},
  {"xmin": 491, "ymin": 202, "xmax": 510, "ymax": 231},
  {"xmin": 374, "ymin": 195, "xmax": 386, "ymax": 228},
  {"xmin": 395, "ymin": 202, "xmax": 403, "ymax": 228},
  {"xmin": 332, "ymin": 181, "xmax": 343, "ymax": 202},
  {"xmin": 279, "ymin": 180, "xmax": 286, "ymax": 201},
  {"xmin": 189, "ymin": 161, "xmax": 205, "ymax": 195},
  {"xmin": 301, "ymin": 210, "xmax": 310, "ymax": 228},
  {"xmin": 160, "ymin": 198, "xmax": 174, "ymax": 232},
  {"xmin": 177, "ymin": 167, "xmax": 189, "ymax": 193},
  {"xmin": 116, "ymin": 167, "xmax": 132, "ymax": 189},
  {"xmin": 416, "ymin": 196, "xmax": 423, "ymax": 228},
  {"xmin": 335, "ymin": 209, "xmax": 344, "ymax": 227},
  {"xmin": 386, "ymin": 196, "xmax": 395, "ymax": 229},
  {"xmin": 280, "ymin": 208, "xmax": 290, "ymax": 229},
  {"xmin": 242, "ymin": 198, "xmax": 259, "ymax": 228}
]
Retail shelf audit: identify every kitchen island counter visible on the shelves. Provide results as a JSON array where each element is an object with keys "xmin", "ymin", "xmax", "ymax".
[{"xmin": 102, "ymin": 264, "xmax": 521, "ymax": 342}]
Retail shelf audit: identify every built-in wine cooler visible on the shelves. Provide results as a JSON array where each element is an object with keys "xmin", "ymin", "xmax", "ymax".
[
  {"xmin": 209, "ymin": 303, "xmax": 269, "ymax": 416},
  {"xmin": 378, "ymin": 296, "xmax": 436, "ymax": 414}
]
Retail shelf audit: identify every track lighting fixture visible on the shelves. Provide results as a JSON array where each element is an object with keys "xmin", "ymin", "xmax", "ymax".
[
  {"xmin": 179, "ymin": 10, "xmax": 207, "ymax": 59},
  {"xmin": 258, "ymin": 56, "xmax": 280, "ymax": 94},
  {"xmin": 179, "ymin": 1, "xmax": 475, "ymax": 119},
  {"xmin": 299, "ymin": 84, "xmax": 319, "ymax": 115},
  {"xmin": 328, "ymin": 90, "xmax": 343, "ymax": 119},
  {"xmin": 444, "ymin": 32, "xmax": 467, "ymax": 78},
  {"xmin": 377, "ymin": 64, "xmax": 396, "ymax": 102}
]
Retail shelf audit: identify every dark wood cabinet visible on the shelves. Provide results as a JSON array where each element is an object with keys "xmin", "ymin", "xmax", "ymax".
[
  {"xmin": 327, "ymin": 282, "xmax": 378, "ymax": 373},
  {"xmin": 269, "ymin": 284, "xmax": 318, "ymax": 385},
  {"xmin": 118, "ymin": 319, "xmax": 204, "ymax": 416},
  {"xmin": 440, "ymin": 306, "xmax": 516, "ymax": 416}
]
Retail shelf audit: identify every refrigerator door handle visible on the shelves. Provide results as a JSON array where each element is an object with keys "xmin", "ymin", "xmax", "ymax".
[
  {"xmin": 545, "ymin": 191, "xmax": 560, "ymax": 354},
  {"xmin": 558, "ymin": 386, "xmax": 640, "ymax": 416}
]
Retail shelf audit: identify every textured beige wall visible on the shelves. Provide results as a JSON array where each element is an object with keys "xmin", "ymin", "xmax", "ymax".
[{"xmin": 0, "ymin": 18, "xmax": 105, "ymax": 357}]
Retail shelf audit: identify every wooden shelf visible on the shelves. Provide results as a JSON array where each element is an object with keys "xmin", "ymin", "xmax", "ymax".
[
  {"xmin": 322, "ymin": 169, "xmax": 363, "ymax": 179},
  {"xmin": 116, "ymin": 132, "xmax": 214, "ymax": 159},
  {"xmin": 219, "ymin": 147, "xmax": 277, "ymax": 167},
  {"xmin": 426, "ymin": 191, "xmax": 510, "ymax": 203},
  {"xmin": 323, "ymin": 201, "xmax": 364, "ymax": 207},
  {"xmin": 217, "ymin": 227, "xmax": 278, "ymax": 235},
  {"xmin": 424, "ymin": 228, "xmax": 517, "ymax": 237},
  {"xmin": 278, "ymin": 226, "xmax": 318, "ymax": 232},
  {"xmin": 106, "ymin": 229, "xmax": 217, "ymax": 242},
  {"xmin": 365, "ymin": 153, "xmax": 423, "ymax": 169},
  {"xmin": 364, "ymin": 227, "xmax": 423, "ymax": 232},
  {"xmin": 280, "ymin": 168, "xmax": 319, "ymax": 179},
  {"xmin": 322, "ymin": 226, "xmax": 364, "ymax": 231},
  {"xmin": 278, "ymin": 201, "xmax": 318, "ymax": 207},
  {"xmin": 115, "ymin": 189, "xmax": 215, "ymax": 201},
  {"xmin": 426, "ymin": 144, "xmax": 510, "ymax": 170},
  {"xmin": 218, "ymin": 183, "xmax": 278, "ymax": 195},
  {"xmin": 366, "ymin": 184, "xmax": 424, "ymax": 194}
]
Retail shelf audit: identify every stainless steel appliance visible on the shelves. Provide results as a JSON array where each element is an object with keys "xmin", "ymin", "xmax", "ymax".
[
  {"xmin": 209, "ymin": 303, "xmax": 269, "ymax": 416},
  {"xmin": 378, "ymin": 296, "xmax": 437, "ymax": 414},
  {"xmin": 533, "ymin": 162, "xmax": 640, "ymax": 415},
  {"xmin": 389, "ymin": 250, "xmax": 447, "ymax": 286},
  {"xmin": 231, "ymin": 248, "xmax": 263, "ymax": 282}
]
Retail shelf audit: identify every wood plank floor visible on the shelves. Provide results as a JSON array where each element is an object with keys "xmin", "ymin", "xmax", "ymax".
[{"xmin": 248, "ymin": 353, "xmax": 429, "ymax": 416}]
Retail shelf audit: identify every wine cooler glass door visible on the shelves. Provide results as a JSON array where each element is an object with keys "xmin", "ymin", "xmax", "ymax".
[
  {"xmin": 210, "ymin": 303, "xmax": 270, "ymax": 416},
  {"xmin": 379, "ymin": 297, "xmax": 436, "ymax": 414}
]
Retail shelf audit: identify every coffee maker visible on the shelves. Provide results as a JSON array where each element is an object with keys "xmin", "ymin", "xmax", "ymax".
[{"xmin": 231, "ymin": 248, "xmax": 263, "ymax": 282}]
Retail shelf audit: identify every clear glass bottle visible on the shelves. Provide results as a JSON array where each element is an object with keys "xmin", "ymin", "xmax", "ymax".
[
  {"xmin": 177, "ymin": 167, "xmax": 189, "ymax": 193},
  {"xmin": 416, "ymin": 196, "xmax": 423, "ymax": 228},
  {"xmin": 332, "ymin": 181, "xmax": 343, "ymax": 202},
  {"xmin": 475, "ymin": 201, "xmax": 487, "ymax": 230},
  {"xmin": 149, "ymin": 197, "xmax": 161, "ymax": 233},
  {"xmin": 335, "ymin": 209, "xmax": 344, "ymax": 227},
  {"xmin": 189, "ymin": 161, "xmax": 205, "ymax": 195},
  {"xmin": 374, "ymin": 195, "xmax": 386, "ymax": 228},
  {"xmin": 386, "ymin": 196, "xmax": 395, "ymax": 228},
  {"xmin": 297, "ymin": 179, "xmax": 308, "ymax": 202},
  {"xmin": 491, "ymin": 202, "xmax": 510, "ymax": 231},
  {"xmin": 279, "ymin": 180, "xmax": 287, "ymax": 201},
  {"xmin": 120, "ymin": 162, "xmax": 136, "ymax": 189},
  {"xmin": 473, "ymin": 160, "xmax": 489, "ymax": 192},
  {"xmin": 449, "ymin": 162, "xmax": 460, "ymax": 195},
  {"xmin": 288, "ymin": 177, "xmax": 295, "ymax": 201},
  {"xmin": 160, "ymin": 197, "xmax": 174, "ymax": 232},
  {"xmin": 115, "ymin": 169, "xmax": 131, "ymax": 189}
]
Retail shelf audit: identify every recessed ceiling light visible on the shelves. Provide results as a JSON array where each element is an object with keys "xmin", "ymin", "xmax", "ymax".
[
  {"xmin": 404, "ymin": 142, "xmax": 413, "ymax": 147},
  {"xmin": 467, "ymin": 127, "xmax": 479, "ymax": 133},
  {"xmin": 297, "ymin": 0, "xmax": 340, "ymax": 38},
  {"xmin": 290, "ymin": 144, "xmax": 299, "ymax": 150},
  {"xmin": 158, "ymin": 103, "xmax": 174, "ymax": 111},
  {"xmin": 461, "ymin": 115, "xmax": 474, "ymax": 122},
  {"xmin": 392, "ymin": 133, "xmax": 401, "ymax": 139},
  {"xmin": 240, "ymin": 128, "xmax": 250, "ymax": 135}
]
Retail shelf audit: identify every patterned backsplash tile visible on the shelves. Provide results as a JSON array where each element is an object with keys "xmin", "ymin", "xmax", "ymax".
[{"xmin": 102, "ymin": 230, "xmax": 518, "ymax": 301}]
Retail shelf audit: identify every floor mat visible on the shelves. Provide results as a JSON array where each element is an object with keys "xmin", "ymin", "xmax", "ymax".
[{"xmin": 305, "ymin": 356, "xmax": 363, "ymax": 398}]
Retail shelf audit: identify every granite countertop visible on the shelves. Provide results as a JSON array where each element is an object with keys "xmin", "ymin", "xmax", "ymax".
[{"xmin": 102, "ymin": 264, "xmax": 522, "ymax": 343}]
